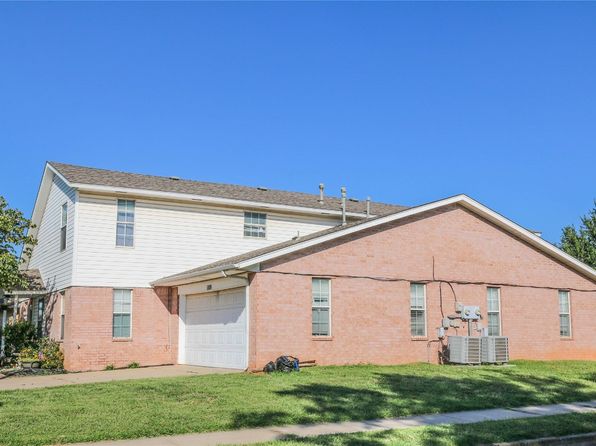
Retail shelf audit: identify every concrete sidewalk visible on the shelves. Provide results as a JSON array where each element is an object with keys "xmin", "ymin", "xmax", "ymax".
[
  {"xmin": 70, "ymin": 400, "xmax": 596, "ymax": 446},
  {"xmin": 0, "ymin": 365, "xmax": 239, "ymax": 391}
]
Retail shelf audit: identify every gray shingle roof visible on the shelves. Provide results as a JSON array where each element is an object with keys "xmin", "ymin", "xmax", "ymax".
[{"xmin": 49, "ymin": 162, "xmax": 407, "ymax": 216}]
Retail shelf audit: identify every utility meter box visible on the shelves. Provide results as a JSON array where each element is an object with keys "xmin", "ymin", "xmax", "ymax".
[{"xmin": 461, "ymin": 306, "xmax": 481, "ymax": 320}]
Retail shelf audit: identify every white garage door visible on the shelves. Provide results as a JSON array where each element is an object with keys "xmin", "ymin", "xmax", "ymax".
[{"xmin": 183, "ymin": 287, "xmax": 247, "ymax": 369}]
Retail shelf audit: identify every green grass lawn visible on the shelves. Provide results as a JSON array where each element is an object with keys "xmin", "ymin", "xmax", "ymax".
[
  {"xmin": 0, "ymin": 361, "xmax": 594, "ymax": 446},
  {"xmin": 257, "ymin": 413, "xmax": 596, "ymax": 446}
]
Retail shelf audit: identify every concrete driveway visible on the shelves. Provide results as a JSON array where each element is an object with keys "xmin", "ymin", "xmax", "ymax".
[{"xmin": 0, "ymin": 365, "xmax": 240, "ymax": 391}]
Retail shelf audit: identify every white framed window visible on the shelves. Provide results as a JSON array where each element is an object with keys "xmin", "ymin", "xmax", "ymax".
[
  {"xmin": 116, "ymin": 200, "xmax": 135, "ymax": 247},
  {"xmin": 487, "ymin": 287, "xmax": 501, "ymax": 336},
  {"xmin": 60, "ymin": 292, "xmax": 65, "ymax": 341},
  {"xmin": 30, "ymin": 297, "xmax": 44, "ymax": 337},
  {"xmin": 558, "ymin": 290, "xmax": 571, "ymax": 338},
  {"xmin": 244, "ymin": 212, "xmax": 267, "ymax": 238},
  {"xmin": 113, "ymin": 289, "xmax": 132, "ymax": 338},
  {"xmin": 312, "ymin": 278, "xmax": 331, "ymax": 336},
  {"xmin": 60, "ymin": 203, "xmax": 68, "ymax": 251},
  {"xmin": 410, "ymin": 283, "xmax": 426, "ymax": 337}
]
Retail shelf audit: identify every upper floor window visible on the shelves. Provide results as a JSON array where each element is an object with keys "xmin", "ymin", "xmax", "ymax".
[
  {"xmin": 116, "ymin": 200, "xmax": 135, "ymax": 247},
  {"xmin": 410, "ymin": 283, "xmax": 426, "ymax": 337},
  {"xmin": 487, "ymin": 287, "xmax": 501, "ymax": 336},
  {"xmin": 312, "ymin": 278, "xmax": 331, "ymax": 336},
  {"xmin": 244, "ymin": 212, "xmax": 267, "ymax": 238},
  {"xmin": 559, "ymin": 290, "xmax": 571, "ymax": 337},
  {"xmin": 60, "ymin": 203, "xmax": 67, "ymax": 251}
]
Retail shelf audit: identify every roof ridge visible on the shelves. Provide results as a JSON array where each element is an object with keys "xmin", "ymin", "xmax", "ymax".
[{"xmin": 47, "ymin": 161, "xmax": 405, "ymax": 208}]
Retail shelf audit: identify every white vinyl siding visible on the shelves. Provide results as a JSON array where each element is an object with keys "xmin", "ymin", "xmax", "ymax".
[
  {"xmin": 28, "ymin": 174, "xmax": 76, "ymax": 290},
  {"xmin": 487, "ymin": 287, "xmax": 501, "ymax": 336},
  {"xmin": 410, "ymin": 283, "xmax": 426, "ymax": 337},
  {"xmin": 312, "ymin": 278, "xmax": 331, "ymax": 336},
  {"xmin": 74, "ymin": 195, "xmax": 337, "ymax": 287},
  {"xmin": 113, "ymin": 289, "xmax": 132, "ymax": 338},
  {"xmin": 559, "ymin": 290, "xmax": 571, "ymax": 337},
  {"xmin": 244, "ymin": 212, "xmax": 267, "ymax": 238}
]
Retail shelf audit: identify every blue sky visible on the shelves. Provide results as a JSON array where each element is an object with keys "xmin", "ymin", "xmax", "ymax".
[{"xmin": 1, "ymin": 2, "xmax": 595, "ymax": 243}]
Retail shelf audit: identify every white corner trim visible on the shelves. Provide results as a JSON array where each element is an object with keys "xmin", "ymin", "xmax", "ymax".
[
  {"xmin": 245, "ymin": 284, "xmax": 250, "ymax": 371},
  {"xmin": 70, "ymin": 190, "xmax": 80, "ymax": 285},
  {"xmin": 178, "ymin": 294, "xmax": 186, "ymax": 364}
]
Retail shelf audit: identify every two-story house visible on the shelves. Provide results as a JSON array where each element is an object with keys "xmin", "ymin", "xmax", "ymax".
[{"xmin": 17, "ymin": 162, "xmax": 596, "ymax": 371}]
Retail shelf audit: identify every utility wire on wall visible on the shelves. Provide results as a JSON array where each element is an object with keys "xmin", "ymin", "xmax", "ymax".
[{"xmin": 259, "ymin": 270, "xmax": 595, "ymax": 293}]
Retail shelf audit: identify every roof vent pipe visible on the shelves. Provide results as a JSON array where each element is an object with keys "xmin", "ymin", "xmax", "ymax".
[
  {"xmin": 366, "ymin": 196, "xmax": 371, "ymax": 218},
  {"xmin": 341, "ymin": 187, "xmax": 347, "ymax": 225},
  {"xmin": 318, "ymin": 183, "xmax": 325, "ymax": 203}
]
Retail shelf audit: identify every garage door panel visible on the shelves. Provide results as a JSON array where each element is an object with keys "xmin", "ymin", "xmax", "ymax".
[
  {"xmin": 184, "ymin": 287, "xmax": 247, "ymax": 369},
  {"xmin": 186, "ymin": 306, "xmax": 244, "ymax": 326}
]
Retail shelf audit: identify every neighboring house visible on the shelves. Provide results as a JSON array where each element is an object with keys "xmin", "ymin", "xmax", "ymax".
[{"xmin": 22, "ymin": 162, "xmax": 596, "ymax": 371}]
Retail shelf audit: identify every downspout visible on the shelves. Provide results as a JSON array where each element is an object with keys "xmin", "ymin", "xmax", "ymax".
[{"xmin": 341, "ymin": 187, "xmax": 347, "ymax": 226}]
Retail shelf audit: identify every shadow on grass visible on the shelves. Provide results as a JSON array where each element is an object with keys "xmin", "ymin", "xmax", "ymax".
[
  {"xmin": 265, "ymin": 413, "xmax": 596, "ymax": 446},
  {"xmin": 231, "ymin": 369, "xmax": 596, "ymax": 432}
]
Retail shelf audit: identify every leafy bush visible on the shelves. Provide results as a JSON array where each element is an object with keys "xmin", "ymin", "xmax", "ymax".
[
  {"xmin": 127, "ymin": 362, "xmax": 140, "ymax": 369},
  {"xmin": 37, "ymin": 338, "xmax": 64, "ymax": 369},
  {"xmin": 18, "ymin": 346, "xmax": 41, "ymax": 362},
  {"xmin": 105, "ymin": 364, "xmax": 115, "ymax": 371},
  {"xmin": 11, "ymin": 337, "xmax": 63, "ymax": 369},
  {"xmin": 2, "ymin": 321, "xmax": 37, "ymax": 364}
]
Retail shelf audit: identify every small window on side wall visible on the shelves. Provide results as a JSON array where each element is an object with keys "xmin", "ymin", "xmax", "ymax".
[
  {"xmin": 60, "ymin": 292, "xmax": 65, "ymax": 340},
  {"xmin": 410, "ymin": 283, "xmax": 426, "ymax": 337},
  {"xmin": 116, "ymin": 200, "xmax": 135, "ymax": 247},
  {"xmin": 244, "ymin": 212, "xmax": 266, "ymax": 238},
  {"xmin": 113, "ymin": 289, "xmax": 132, "ymax": 338},
  {"xmin": 312, "ymin": 278, "xmax": 331, "ymax": 336},
  {"xmin": 559, "ymin": 290, "xmax": 571, "ymax": 337},
  {"xmin": 487, "ymin": 287, "xmax": 501, "ymax": 336},
  {"xmin": 60, "ymin": 203, "xmax": 67, "ymax": 251}
]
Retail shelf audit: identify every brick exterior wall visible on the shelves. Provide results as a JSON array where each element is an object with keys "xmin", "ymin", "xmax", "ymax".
[
  {"xmin": 59, "ymin": 286, "xmax": 178, "ymax": 371},
  {"xmin": 44, "ymin": 204, "xmax": 595, "ymax": 372},
  {"xmin": 248, "ymin": 204, "xmax": 596, "ymax": 369}
]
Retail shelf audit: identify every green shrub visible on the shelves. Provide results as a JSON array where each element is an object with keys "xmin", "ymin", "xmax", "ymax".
[
  {"xmin": 37, "ymin": 338, "xmax": 64, "ymax": 369},
  {"xmin": 127, "ymin": 361, "xmax": 140, "ymax": 369},
  {"xmin": 105, "ymin": 364, "xmax": 115, "ymax": 371},
  {"xmin": 2, "ymin": 321, "xmax": 37, "ymax": 364}
]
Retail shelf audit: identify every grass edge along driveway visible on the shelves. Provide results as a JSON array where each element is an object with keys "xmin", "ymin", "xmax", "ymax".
[{"xmin": 0, "ymin": 360, "xmax": 595, "ymax": 446}]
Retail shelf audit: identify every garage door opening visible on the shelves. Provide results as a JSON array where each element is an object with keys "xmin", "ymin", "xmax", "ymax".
[{"xmin": 179, "ymin": 287, "xmax": 247, "ymax": 369}]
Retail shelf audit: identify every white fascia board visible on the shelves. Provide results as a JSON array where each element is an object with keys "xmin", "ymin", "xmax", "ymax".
[
  {"xmin": 151, "ymin": 268, "xmax": 244, "ymax": 287},
  {"xmin": 455, "ymin": 196, "xmax": 596, "ymax": 281},
  {"xmin": 23, "ymin": 163, "xmax": 60, "ymax": 267},
  {"xmin": 71, "ymin": 183, "xmax": 369, "ymax": 219},
  {"xmin": 235, "ymin": 194, "xmax": 596, "ymax": 281}
]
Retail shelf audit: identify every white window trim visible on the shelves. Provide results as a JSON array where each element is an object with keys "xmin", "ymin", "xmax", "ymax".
[
  {"xmin": 112, "ymin": 289, "xmax": 133, "ymax": 339},
  {"xmin": 559, "ymin": 290, "xmax": 572, "ymax": 338},
  {"xmin": 243, "ymin": 211, "xmax": 268, "ymax": 240},
  {"xmin": 410, "ymin": 283, "xmax": 427, "ymax": 338},
  {"xmin": 487, "ymin": 287, "xmax": 502, "ymax": 336},
  {"xmin": 116, "ymin": 199, "xmax": 135, "ymax": 248},
  {"xmin": 312, "ymin": 278, "xmax": 332, "ymax": 337}
]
